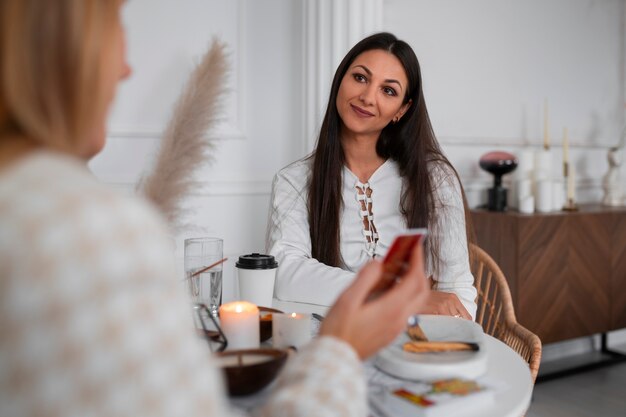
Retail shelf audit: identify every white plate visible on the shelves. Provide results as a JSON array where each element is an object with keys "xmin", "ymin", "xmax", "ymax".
[{"xmin": 374, "ymin": 315, "xmax": 487, "ymax": 380}]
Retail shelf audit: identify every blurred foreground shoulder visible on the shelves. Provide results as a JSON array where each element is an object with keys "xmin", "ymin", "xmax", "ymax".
[{"xmin": 0, "ymin": 151, "xmax": 174, "ymax": 285}]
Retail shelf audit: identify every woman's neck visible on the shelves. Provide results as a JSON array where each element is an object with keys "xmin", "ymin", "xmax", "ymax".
[{"xmin": 341, "ymin": 129, "xmax": 385, "ymax": 183}]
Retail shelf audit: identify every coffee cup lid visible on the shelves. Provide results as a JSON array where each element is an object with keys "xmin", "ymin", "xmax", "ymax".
[{"xmin": 236, "ymin": 253, "xmax": 278, "ymax": 270}]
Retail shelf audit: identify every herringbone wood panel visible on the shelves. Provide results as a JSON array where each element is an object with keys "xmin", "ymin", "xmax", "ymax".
[
  {"xmin": 516, "ymin": 215, "xmax": 604, "ymax": 343},
  {"xmin": 611, "ymin": 213, "xmax": 626, "ymax": 329},
  {"xmin": 472, "ymin": 205, "xmax": 626, "ymax": 344}
]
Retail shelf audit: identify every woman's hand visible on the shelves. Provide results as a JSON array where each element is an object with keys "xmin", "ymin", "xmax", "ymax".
[
  {"xmin": 319, "ymin": 241, "xmax": 429, "ymax": 359},
  {"xmin": 419, "ymin": 290, "xmax": 471, "ymax": 320}
]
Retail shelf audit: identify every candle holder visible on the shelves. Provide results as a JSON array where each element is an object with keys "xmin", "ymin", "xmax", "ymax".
[
  {"xmin": 562, "ymin": 161, "xmax": 578, "ymax": 212},
  {"xmin": 563, "ymin": 198, "xmax": 579, "ymax": 212}
]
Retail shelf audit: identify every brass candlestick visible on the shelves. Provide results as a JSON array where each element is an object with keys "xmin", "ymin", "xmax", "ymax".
[
  {"xmin": 563, "ymin": 198, "xmax": 578, "ymax": 211},
  {"xmin": 562, "ymin": 161, "xmax": 578, "ymax": 211}
]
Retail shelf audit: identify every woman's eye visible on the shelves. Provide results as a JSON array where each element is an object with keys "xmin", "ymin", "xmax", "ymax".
[
  {"xmin": 353, "ymin": 73, "xmax": 366, "ymax": 83},
  {"xmin": 383, "ymin": 87, "xmax": 397, "ymax": 96}
]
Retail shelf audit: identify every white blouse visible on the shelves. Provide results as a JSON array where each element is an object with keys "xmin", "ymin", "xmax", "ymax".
[{"xmin": 266, "ymin": 158, "xmax": 477, "ymax": 319}]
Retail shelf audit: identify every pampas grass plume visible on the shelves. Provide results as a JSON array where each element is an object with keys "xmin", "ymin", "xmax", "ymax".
[{"xmin": 137, "ymin": 39, "xmax": 228, "ymax": 232}]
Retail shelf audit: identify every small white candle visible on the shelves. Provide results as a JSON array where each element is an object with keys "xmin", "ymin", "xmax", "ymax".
[
  {"xmin": 272, "ymin": 313, "xmax": 311, "ymax": 349},
  {"xmin": 518, "ymin": 195, "xmax": 535, "ymax": 214},
  {"xmin": 219, "ymin": 301, "xmax": 259, "ymax": 350}
]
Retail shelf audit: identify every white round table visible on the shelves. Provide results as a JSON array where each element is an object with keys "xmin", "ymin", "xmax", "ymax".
[
  {"xmin": 238, "ymin": 301, "xmax": 534, "ymax": 417},
  {"xmin": 366, "ymin": 333, "xmax": 533, "ymax": 417}
]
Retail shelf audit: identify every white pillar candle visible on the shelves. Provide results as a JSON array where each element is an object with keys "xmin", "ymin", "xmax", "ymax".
[
  {"xmin": 552, "ymin": 180, "xmax": 565, "ymax": 211},
  {"xmin": 535, "ymin": 179, "xmax": 553, "ymax": 213},
  {"xmin": 516, "ymin": 178, "xmax": 533, "ymax": 199},
  {"xmin": 272, "ymin": 313, "xmax": 311, "ymax": 349},
  {"xmin": 219, "ymin": 301, "xmax": 259, "ymax": 350},
  {"xmin": 519, "ymin": 195, "xmax": 535, "ymax": 214}
]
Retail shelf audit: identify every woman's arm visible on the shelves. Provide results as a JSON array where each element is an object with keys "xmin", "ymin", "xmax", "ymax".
[
  {"xmin": 260, "ymin": 239, "xmax": 429, "ymax": 417},
  {"xmin": 426, "ymin": 163, "xmax": 478, "ymax": 320},
  {"xmin": 266, "ymin": 165, "xmax": 355, "ymax": 307}
]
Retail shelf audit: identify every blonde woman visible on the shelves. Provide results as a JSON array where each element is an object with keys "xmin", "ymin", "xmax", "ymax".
[{"xmin": 0, "ymin": 1, "xmax": 428, "ymax": 416}]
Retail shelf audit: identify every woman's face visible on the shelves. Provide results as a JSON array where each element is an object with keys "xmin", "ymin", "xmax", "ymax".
[
  {"xmin": 336, "ymin": 49, "xmax": 410, "ymax": 139},
  {"xmin": 81, "ymin": 1, "xmax": 131, "ymax": 159}
]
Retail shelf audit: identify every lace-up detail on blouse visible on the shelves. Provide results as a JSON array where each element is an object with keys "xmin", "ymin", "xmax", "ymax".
[{"xmin": 355, "ymin": 182, "xmax": 379, "ymax": 256}]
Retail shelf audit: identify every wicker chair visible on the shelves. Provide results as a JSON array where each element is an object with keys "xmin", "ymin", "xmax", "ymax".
[{"xmin": 470, "ymin": 243, "xmax": 542, "ymax": 383}]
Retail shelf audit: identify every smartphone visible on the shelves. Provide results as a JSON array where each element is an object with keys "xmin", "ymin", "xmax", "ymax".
[{"xmin": 368, "ymin": 229, "xmax": 427, "ymax": 299}]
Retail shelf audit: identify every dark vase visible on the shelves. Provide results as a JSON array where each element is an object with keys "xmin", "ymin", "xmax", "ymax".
[{"xmin": 479, "ymin": 151, "xmax": 518, "ymax": 211}]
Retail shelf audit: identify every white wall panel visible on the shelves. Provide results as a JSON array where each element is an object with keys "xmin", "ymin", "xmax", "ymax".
[
  {"xmin": 90, "ymin": 0, "xmax": 302, "ymax": 295},
  {"xmin": 385, "ymin": 0, "xmax": 624, "ymax": 145},
  {"xmin": 109, "ymin": 0, "xmax": 245, "ymax": 139}
]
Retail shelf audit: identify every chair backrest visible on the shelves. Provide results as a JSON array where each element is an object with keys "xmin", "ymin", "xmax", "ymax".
[{"xmin": 470, "ymin": 243, "xmax": 542, "ymax": 383}]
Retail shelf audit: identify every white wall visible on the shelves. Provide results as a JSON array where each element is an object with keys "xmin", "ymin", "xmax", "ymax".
[
  {"xmin": 385, "ymin": 0, "xmax": 626, "ymax": 206},
  {"xmin": 90, "ymin": 0, "xmax": 626, "ymax": 309},
  {"xmin": 90, "ymin": 0, "xmax": 304, "ymax": 301}
]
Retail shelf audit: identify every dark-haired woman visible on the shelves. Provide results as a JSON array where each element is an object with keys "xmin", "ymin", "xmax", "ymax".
[{"xmin": 267, "ymin": 32, "xmax": 477, "ymax": 320}]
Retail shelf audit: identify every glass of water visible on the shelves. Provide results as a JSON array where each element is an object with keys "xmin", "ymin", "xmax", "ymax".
[{"xmin": 184, "ymin": 237, "xmax": 224, "ymax": 318}]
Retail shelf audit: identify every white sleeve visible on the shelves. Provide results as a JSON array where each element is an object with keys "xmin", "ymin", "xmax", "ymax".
[
  {"xmin": 266, "ymin": 169, "xmax": 355, "ymax": 307},
  {"xmin": 429, "ymin": 165, "xmax": 478, "ymax": 320},
  {"xmin": 258, "ymin": 336, "xmax": 367, "ymax": 417}
]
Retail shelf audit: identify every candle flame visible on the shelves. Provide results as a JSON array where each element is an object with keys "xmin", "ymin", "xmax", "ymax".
[{"xmin": 219, "ymin": 301, "xmax": 259, "ymax": 314}]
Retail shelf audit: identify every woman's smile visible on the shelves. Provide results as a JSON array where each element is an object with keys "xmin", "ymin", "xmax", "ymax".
[{"xmin": 350, "ymin": 104, "xmax": 375, "ymax": 118}]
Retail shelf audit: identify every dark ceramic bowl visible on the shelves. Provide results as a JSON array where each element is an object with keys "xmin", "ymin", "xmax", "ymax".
[
  {"xmin": 259, "ymin": 306, "xmax": 283, "ymax": 342},
  {"xmin": 216, "ymin": 348, "xmax": 288, "ymax": 396}
]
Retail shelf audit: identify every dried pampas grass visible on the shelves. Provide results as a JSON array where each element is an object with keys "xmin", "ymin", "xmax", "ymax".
[{"xmin": 137, "ymin": 39, "xmax": 228, "ymax": 232}]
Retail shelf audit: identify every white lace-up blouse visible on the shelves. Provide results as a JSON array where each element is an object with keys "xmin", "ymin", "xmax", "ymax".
[{"xmin": 266, "ymin": 158, "xmax": 477, "ymax": 319}]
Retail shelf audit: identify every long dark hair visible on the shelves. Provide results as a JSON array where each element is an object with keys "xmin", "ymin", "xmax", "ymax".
[{"xmin": 308, "ymin": 32, "xmax": 474, "ymax": 277}]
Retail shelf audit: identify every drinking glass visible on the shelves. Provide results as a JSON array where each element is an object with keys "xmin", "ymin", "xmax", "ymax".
[{"xmin": 184, "ymin": 237, "xmax": 224, "ymax": 318}]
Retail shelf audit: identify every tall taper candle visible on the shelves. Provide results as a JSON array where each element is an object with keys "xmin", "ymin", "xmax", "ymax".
[
  {"xmin": 562, "ymin": 127, "xmax": 569, "ymax": 177},
  {"xmin": 544, "ymin": 99, "xmax": 550, "ymax": 150},
  {"xmin": 567, "ymin": 164, "xmax": 575, "ymax": 202}
]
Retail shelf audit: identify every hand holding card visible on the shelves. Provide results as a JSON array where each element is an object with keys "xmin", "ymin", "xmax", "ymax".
[{"xmin": 368, "ymin": 229, "xmax": 427, "ymax": 300}]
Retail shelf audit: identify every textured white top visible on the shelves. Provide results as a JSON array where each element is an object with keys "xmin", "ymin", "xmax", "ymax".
[
  {"xmin": 0, "ymin": 151, "xmax": 366, "ymax": 417},
  {"xmin": 266, "ymin": 158, "xmax": 477, "ymax": 319}
]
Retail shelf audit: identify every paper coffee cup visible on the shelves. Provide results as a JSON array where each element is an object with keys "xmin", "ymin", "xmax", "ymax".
[{"xmin": 236, "ymin": 253, "xmax": 278, "ymax": 308}]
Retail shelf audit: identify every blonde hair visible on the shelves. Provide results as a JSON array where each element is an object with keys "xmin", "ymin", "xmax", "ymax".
[{"xmin": 0, "ymin": 0, "xmax": 119, "ymax": 152}]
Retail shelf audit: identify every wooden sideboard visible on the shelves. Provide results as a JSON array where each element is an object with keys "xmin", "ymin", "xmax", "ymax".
[{"xmin": 471, "ymin": 205, "xmax": 626, "ymax": 344}]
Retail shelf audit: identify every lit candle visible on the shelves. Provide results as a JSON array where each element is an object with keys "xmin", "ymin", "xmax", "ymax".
[
  {"xmin": 219, "ymin": 301, "xmax": 259, "ymax": 350},
  {"xmin": 543, "ymin": 99, "xmax": 550, "ymax": 150},
  {"xmin": 272, "ymin": 313, "xmax": 311, "ymax": 349}
]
